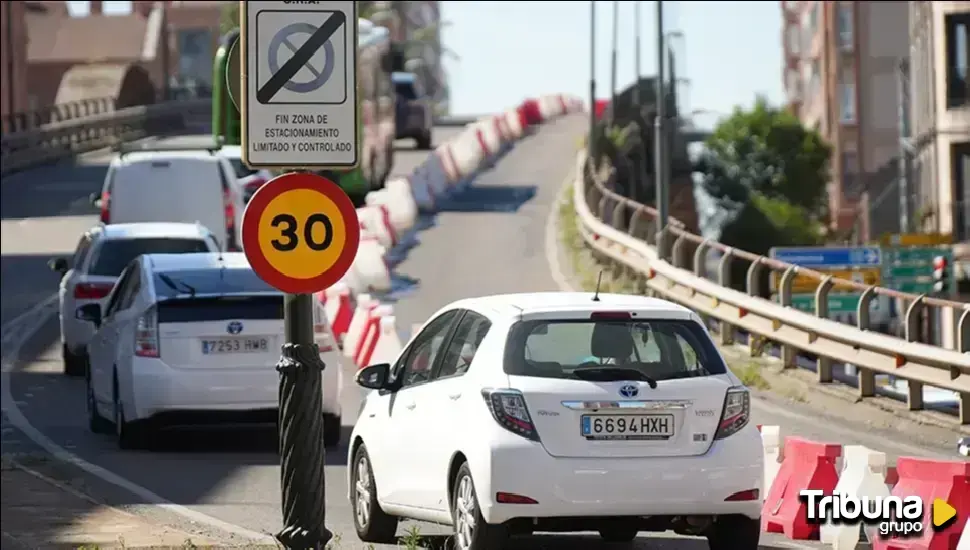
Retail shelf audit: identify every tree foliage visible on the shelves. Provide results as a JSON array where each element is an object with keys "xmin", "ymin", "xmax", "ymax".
[
  {"xmin": 220, "ymin": 3, "xmax": 238, "ymax": 35},
  {"xmin": 695, "ymin": 97, "xmax": 830, "ymax": 294}
]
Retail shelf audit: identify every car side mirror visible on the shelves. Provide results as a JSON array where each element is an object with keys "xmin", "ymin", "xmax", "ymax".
[
  {"xmin": 75, "ymin": 303, "xmax": 102, "ymax": 327},
  {"xmin": 89, "ymin": 192, "xmax": 102, "ymax": 208},
  {"xmin": 356, "ymin": 363, "xmax": 390, "ymax": 390},
  {"xmin": 48, "ymin": 257, "xmax": 69, "ymax": 274}
]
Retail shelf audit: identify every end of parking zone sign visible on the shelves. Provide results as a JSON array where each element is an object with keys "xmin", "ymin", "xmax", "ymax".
[{"xmin": 240, "ymin": 1, "xmax": 359, "ymax": 170}]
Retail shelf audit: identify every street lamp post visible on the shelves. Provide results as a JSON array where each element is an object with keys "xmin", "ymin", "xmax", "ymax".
[
  {"xmin": 609, "ymin": 1, "xmax": 619, "ymax": 125},
  {"xmin": 655, "ymin": 0, "xmax": 668, "ymax": 249},
  {"xmin": 588, "ymin": 1, "xmax": 597, "ymax": 162}
]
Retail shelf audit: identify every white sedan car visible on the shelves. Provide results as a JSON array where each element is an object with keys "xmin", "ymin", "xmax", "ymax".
[
  {"xmin": 218, "ymin": 144, "xmax": 273, "ymax": 203},
  {"xmin": 347, "ymin": 292, "xmax": 762, "ymax": 550},
  {"xmin": 78, "ymin": 252, "xmax": 345, "ymax": 449}
]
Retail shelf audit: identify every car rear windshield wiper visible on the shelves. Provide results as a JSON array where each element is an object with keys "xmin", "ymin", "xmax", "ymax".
[
  {"xmin": 157, "ymin": 273, "xmax": 197, "ymax": 297},
  {"xmin": 573, "ymin": 366, "xmax": 658, "ymax": 389}
]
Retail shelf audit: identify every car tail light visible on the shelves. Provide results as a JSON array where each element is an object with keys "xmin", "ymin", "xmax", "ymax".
[
  {"xmin": 99, "ymin": 191, "xmax": 111, "ymax": 224},
  {"xmin": 590, "ymin": 311, "xmax": 631, "ymax": 320},
  {"xmin": 74, "ymin": 282, "xmax": 113, "ymax": 300},
  {"xmin": 724, "ymin": 489, "xmax": 760, "ymax": 501},
  {"xmin": 714, "ymin": 386, "xmax": 750, "ymax": 440},
  {"xmin": 482, "ymin": 389, "xmax": 540, "ymax": 442},
  {"xmin": 223, "ymin": 187, "xmax": 239, "ymax": 251},
  {"xmin": 495, "ymin": 492, "xmax": 539, "ymax": 504},
  {"xmin": 134, "ymin": 306, "xmax": 159, "ymax": 358}
]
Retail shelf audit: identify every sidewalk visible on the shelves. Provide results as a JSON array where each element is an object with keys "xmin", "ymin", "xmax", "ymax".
[{"xmin": 1, "ymin": 457, "xmax": 226, "ymax": 549}]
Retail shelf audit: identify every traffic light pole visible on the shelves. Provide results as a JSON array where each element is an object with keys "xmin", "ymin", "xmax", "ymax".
[{"xmin": 275, "ymin": 292, "xmax": 332, "ymax": 549}]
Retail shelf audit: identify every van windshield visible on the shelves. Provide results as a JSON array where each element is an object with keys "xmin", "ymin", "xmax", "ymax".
[
  {"xmin": 503, "ymin": 319, "xmax": 726, "ymax": 382},
  {"xmin": 88, "ymin": 238, "xmax": 208, "ymax": 277}
]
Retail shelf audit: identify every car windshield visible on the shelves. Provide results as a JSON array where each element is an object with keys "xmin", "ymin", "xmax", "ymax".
[
  {"xmin": 503, "ymin": 319, "xmax": 726, "ymax": 382},
  {"xmin": 395, "ymin": 82, "xmax": 418, "ymax": 100},
  {"xmin": 228, "ymin": 157, "xmax": 258, "ymax": 179},
  {"xmin": 88, "ymin": 238, "xmax": 209, "ymax": 277},
  {"xmin": 152, "ymin": 268, "xmax": 277, "ymax": 299}
]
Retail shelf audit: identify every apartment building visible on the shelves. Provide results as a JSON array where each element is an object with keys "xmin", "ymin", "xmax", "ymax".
[
  {"xmin": 906, "ymin": 2, "xmax": 969, "ymax": 242},
  {"xmin": 783, "ymin": 1, "xmax": 910, "ymax": 240}
]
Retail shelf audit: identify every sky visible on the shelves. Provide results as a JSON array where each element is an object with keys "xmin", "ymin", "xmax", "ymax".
[{"xmin": 66, "ymin": 1, "xmax": 784, "ymax": 130}]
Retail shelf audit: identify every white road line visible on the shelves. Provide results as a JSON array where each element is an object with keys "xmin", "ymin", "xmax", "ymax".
[
  {"xmin": 0, "ymin": 294, "xmax": 277, "ymax": 544},
  {"xmin": 545, "ymin": 174, "xmax": 576, "ymax": 294}
]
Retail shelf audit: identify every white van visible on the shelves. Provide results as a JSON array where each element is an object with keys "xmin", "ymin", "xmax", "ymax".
[{"xmin": 93, "ymin": 142, "xmax": 245, "ymax": 251}]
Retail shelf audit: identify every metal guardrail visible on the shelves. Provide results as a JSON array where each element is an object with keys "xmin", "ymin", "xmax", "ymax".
[
  {"xmin": 0, "ymin": 97, "xmax": 117, "ymax": 134},
  {"xmin": 572, "ymin": 151, "xmax": 970, "ymax": 425},
  {"xmin": 0, "ymin": 99, "xmax": 212, "ymax": 176}
]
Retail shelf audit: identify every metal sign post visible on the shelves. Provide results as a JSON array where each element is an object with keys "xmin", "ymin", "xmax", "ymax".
[{"xmin": 240, "ymin": 2, "xmax": 361, "ymax": 548}]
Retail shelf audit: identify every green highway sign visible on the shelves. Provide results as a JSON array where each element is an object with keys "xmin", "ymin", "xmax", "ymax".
[
  {"xmin": 789, "ymin": 293, "xmax": 861, "ymax": 315},
  {"xmin": 882, "ymin": 246, "xmax": 954, "ymax": 295}
]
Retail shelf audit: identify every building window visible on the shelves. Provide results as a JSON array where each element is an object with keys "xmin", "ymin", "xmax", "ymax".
[
  {"xmin": 837, "ymin": 3, "xmax": 853, "ymax": 51},
  {"xmin": 840, "ymin": 72, "xmax": 856, "ymax": 123},
  {"xmin": 788, "ymin": 24, "xmax": 800, "ymax": 55},
  {"xmin": 841, "ymin": 151, "xmax": 859, "ymax": 175},
  {"xmin": 945, "ymin": 14, "xmax": 969, "ymax": 109}
]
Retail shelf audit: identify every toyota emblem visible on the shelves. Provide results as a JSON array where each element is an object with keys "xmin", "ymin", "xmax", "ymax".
[
  {"xmin": 227, "ymin": 321, "xmax": 243, "ymax": 335},
  {"xmin": 618, "ymin": 384, "xmax": 639, "ymax": 398}
]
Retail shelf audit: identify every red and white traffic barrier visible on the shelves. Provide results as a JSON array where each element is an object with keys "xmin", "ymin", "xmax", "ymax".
[
  {"xmin": 762, "ymin": 437, "xmax": 841, "ymax": 540},
  {"xmin": 348, "ymin": 237, "xmax": 391, "ymax": 293},
  {"xmin": 351, "ymin": 304, "xmax": 393, "ymax": 367},
  {"xmin": 321, "ymin": 282, "xmax": 353, "ymax": 345},
  {"xmin": 367, "ymin": 177, "xmax": 417, "ymax": 237},
  {"xmin": 356, "ymin": 312, "xmax": 403, "ymax": 368},
  {"xmin": 343, "ymin": 294, "xmax": 378, "ymax": 360},
  {"xmin": 820, "ymin": 445, "xmax": 893, "ymax": 549},
  {"xmin": 357, "ymin": 204, "xmax": 397, "ymax": 249}
]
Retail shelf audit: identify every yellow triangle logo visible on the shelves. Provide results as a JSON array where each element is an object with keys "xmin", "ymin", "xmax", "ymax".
[{"xmin": 932, "ymin": 499, "xmax": 957, "ymax": 530}]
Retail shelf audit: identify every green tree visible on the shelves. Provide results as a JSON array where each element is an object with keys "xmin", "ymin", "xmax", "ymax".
[{"xmin": 695, "ymin": 97, "xmax": 830, "ymax": 294}]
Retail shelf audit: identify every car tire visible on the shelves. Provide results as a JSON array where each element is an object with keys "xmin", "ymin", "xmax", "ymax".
[
  {"xmin": 323, "ymin": 413, "xmax": 342, "ymax": 448},
  {"xmin": 415, "ymin": 131, "xmax": 432, "ymax": 151},
  {"xmin": 62, "ymin": 344, "xmax": 86, "ymax": 377},
  {"xmin": 451, "ymin": 462, "xmax": 507, "ymax": 550},
  {"xmin": 113, "ymin": 375, "xmax": 148, "ymax": 450},
  {"xmin": 598, "ymin": 526, "xmax": 638, "ymax": 542},
  {"xmin": 706, "ymin": 515, "xmax": 760, "ymax": 550},
  {"xmin": 86, "ymin": 373, "xmax": 112, "ymax": 434},
  {"xmin": 351, "ymin": 444, "xmax": 398, "ymax": 543}
]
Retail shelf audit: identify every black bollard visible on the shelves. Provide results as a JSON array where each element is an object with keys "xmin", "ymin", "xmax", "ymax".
[{"xmin": 275, "ymin": 292, "xmax": 332, "ymax": 549}]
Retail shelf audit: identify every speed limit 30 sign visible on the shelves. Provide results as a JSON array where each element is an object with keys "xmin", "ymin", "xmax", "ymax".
[{"xmin": 241, "ymin": 172, "xmax": 360, "ymax": 294}]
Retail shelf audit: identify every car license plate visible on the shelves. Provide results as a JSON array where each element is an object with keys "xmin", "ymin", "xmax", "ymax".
[
  {"xmin": 201, "ymin": 337, "xmax": 269, "ymax": 355},
  {"xmin": 581, "ymin": 414, "xmax": 674, "ymax": 441}
]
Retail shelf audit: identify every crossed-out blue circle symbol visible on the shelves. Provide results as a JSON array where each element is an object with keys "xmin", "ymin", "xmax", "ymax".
[{"xmin": 268, "ymin": 22, "xmax": 336, "ymax": 94}]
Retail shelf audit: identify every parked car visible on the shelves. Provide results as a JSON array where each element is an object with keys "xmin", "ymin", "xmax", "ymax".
[
  {"xmin": 217, "ymin": 144, "xmax": 274, "ymax": 203},
  {"xmin": 49, "ymin": 223, "xmax": 220, "ymax": 376},
  {"xmin": 92, "ymin": 140, "xmax": 245, "ymax": 251},
  {"xmin": 392, "ymin": 72, "xmax": 433, "ymax": 150}
]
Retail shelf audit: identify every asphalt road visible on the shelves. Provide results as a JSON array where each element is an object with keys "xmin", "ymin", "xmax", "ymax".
[{"xmin": 0, "ymin": 118, "xmax": 952, "ymax": 550}]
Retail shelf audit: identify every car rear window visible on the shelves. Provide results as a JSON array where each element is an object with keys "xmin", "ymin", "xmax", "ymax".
[
  {"xmin": 228, "ymin": 157, "xmax": 258, "ymax": 179},
  {"xmin": 395, "ymin": 82, "xmax": 417, "ymax": 100},
  {"xmin": 504, "ymin": 319, "xmax": 727, "ymax": 381},
  {"xmin": 88, "ymin": 238, "xmax": 209, "ymax": 276},
  {"xmin": 152, "ymin": 268, "xmax": 276, "ymax": 299},
  {"xmin": 157, "ymin": 295, "xmax": 283, "ymax": 323}
]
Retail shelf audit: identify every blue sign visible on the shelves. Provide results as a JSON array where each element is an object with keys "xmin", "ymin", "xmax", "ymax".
[{"xmin": 770, "ymin": 246, "xmax": 882, "ymax": 268}]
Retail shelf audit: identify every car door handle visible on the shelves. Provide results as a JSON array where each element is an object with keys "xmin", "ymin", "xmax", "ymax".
[{"xmin": 448, "ymin": 393, "xmax": 462, "ymax": 400}]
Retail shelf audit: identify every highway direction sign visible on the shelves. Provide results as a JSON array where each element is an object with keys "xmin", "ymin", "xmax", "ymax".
[
  {"xmin": 242, "ymin": 172, "xmax": 360, "ymax": 294},
  {"xmin": 790, "ymin": 293, "xmax": 862, "ymax": 316},
  {"xmin": 770, "ymin": 246, "xmax": 882, "ymax": 268},
  {"xmin": 882, "ymin": 246, "xmax": 954, "ymax": 295},
  {"xmin": 241, "ymin": 1, "xmax": 359, "ymax": 169},
  {"xmin": 787, "ymin": 268, "xmax": 881, "ymax": 294}
]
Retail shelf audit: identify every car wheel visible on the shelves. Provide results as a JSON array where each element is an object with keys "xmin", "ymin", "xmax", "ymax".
[
  {"xmin": 62, "ymin": 344, "xmax": 86, "ymax": 377},
  {"xmin": 598, "ymin": 525, "xmax": 638, "ymax": 542},
  {"xmin": 323, "ymin": 413, "xmax": 342, "ymax": 448},
  {"xmin": 706, "ymin": 515, "xmax": 760, "ymax": 550},
  {"xmin": 351, "ymin": 443, "xmax": 398, "ymax": 543},
  {"xmin": 451, "ymin": 462, "xmax": 507, "ymax": 550},
  {"xmin": 86, "ymin": 373, "xmax": 111, "ymax": 434},
  {"xmin": 113, "ymin": 376, "xmax": 148, "ymax": 450}
]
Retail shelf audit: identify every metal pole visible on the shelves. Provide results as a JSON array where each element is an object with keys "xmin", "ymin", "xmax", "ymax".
[
  {"xmin": 633, "ymin": 2, "xmax": 641, "ymax": 108},
  {"xmin": 275, "ymin": 291, "xmax": 332, "ymax": 549},
  {"xmin": 634, "ymin": 1, "xmax": 646, "ymax": 202},
  {"xmin": 161, "ymin": 2, "xmax": 171, "ymax": 101},
  {"xmin": 5, "ymin": 2, "xmax": 15, "ymax": 118},
  {"xmin": 610, "ymin": 0, "xmax": 619, "ymax": 123},
  {"xmin": 588, "ymin": 1, "xmax": 597, "ymax": 162},
  {"xmin": 655, "ymin": 0, "xmax": 668, "ymax": 247},
  {"xmin": 896, "ymin": 59, "xmax": 910, "ymax": 233}
]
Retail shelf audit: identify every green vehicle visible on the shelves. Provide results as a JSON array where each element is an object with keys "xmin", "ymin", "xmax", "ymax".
[{"xmin": 211, "ymin": 21, "xmax": 399, "ymax": 202}]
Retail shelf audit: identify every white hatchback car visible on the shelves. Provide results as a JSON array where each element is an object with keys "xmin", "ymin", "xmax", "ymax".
[
  {"xmin": 50, "ymin": 223, "xmax": 220, "ymax": 376},
  {"xmin": 78, "ymin": 252, "xmax": 345, "ymax": 449},
  {"xmin": 217, "ymin": 145, "xmax": 274, "ymax": 203},
  {"xmin": 347, "ymin": 292, "xmax": 762, "ymax": 550}
]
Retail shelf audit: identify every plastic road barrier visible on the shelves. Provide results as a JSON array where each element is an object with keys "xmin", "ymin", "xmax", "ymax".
[
  {"xmin": 762, "ymin": 437, "xmax": 842, "ymax": 540},
  {"xmin": 343, "ymin": 294, "xmax": 378, "ymax": 361},
  {"xmin": 821, "ymin": 445, "xmax": 893, "ymax": 549},
  {"xmin": 357, "ymin": 314, "xmax": 404, "ymax": 368}
]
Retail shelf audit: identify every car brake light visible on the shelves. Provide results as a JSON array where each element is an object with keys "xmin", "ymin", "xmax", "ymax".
[
  {"xmin": 714, "ymin": 386, "xmax": 750, "ymax": 440},
  {"xmin": 724, "ymin": 489, "xmax": 760, "ymax": 501},
  {"xmin": 74, "ymin": 282, "xmax": 114, "ymax": 300},
  {"xmin": 134, "ymin": 306, "xmax": 160, "ymax": 358},
  {"xmin": 99, "ymin": 191, "xmax": 111, "ymax": 224},
  {"xmin": 223, "ymin": 187, "xmax": 239, "ymax": 251},
  {"xmin": 590, "ymin": 311, "xmax": 631, "ymax": 320},
  {"xmin": 482, "ymin": 389, "xmax": 540, "ymax": 442},
  {"xmin": 495, "ymin": 492, "xmax": 539, "ymax": 504}
]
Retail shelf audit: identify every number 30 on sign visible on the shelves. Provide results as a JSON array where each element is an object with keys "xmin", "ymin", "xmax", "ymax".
[{"xmin": 241, "ymin": 172, "xmax": 360, "ymax": 294}]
